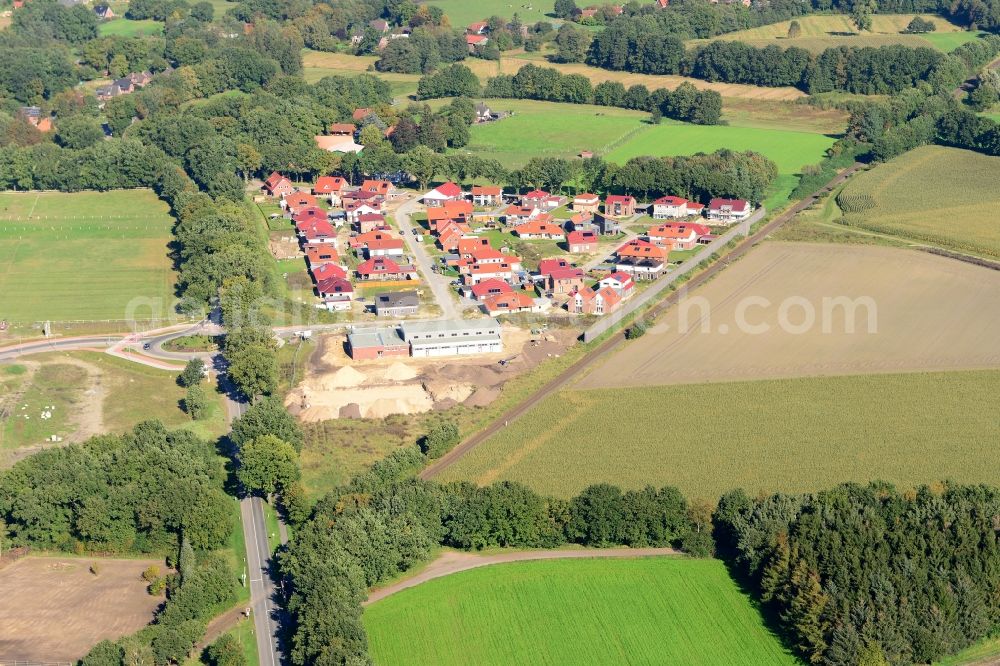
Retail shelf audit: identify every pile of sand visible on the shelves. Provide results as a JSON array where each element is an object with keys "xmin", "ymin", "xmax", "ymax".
[
  {"xmin": 328, "ymin": 366, "xmax": 367, "ymax": 388},
  {"xmin": 292, "ymin": 383, "xmax": 434, "ymax": 421},
  {"xmin": 384, "ymin": 361, "xmax": 418, "ymax": 382},
  {"xmin": 422, "ymin": 380, "xmax": 475, "ymax": 403},
  {"xmin": 463, "ymin": 387, "xmax": 501, "ymax": 408}
]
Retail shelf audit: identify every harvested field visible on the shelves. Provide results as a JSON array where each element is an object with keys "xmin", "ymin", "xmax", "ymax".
[
  {"xmin": 439, "ymin": 369, "xmax": 1000, "ymax": 500},
  {"xmin": 0, "ymin": 556, "xmax": 164, "ymax": 663},
  {"xmin": 835, "ymin": 145, "xmax": 1000, "ymax": 259},
  {"xmin": 364, "ymin": 557, "xmax": 797, "ymax": 665},
  {"xmin": 689, "ymin": 14, "xmax": 977, "ymax": 53},
  {"xmin": 580, "ymin": 243, "xmax": 1000, "ymax": 388}
]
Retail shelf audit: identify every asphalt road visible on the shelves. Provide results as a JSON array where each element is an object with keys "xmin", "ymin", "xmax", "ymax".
[{"xmin": 393, "ymin": 196, "xmax": 461, "ymax": 320}]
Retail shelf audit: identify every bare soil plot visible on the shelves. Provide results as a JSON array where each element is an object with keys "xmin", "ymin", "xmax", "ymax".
[
  {"xmin": 579, "ymin": 242, "xmax": 1000, "ymax": 389},
  {"xmin": 0, "ymin": 556, "xmax": 163, "ymax": 663}
]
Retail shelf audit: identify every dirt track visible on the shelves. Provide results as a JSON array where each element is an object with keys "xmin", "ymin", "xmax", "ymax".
[
  {"xmin": 420, "ymin": 163, "xmax": 864, "ymax": 481},
  {"xmin": 364, "ymin": 547, "xmax": 680, "ymax": 605}
]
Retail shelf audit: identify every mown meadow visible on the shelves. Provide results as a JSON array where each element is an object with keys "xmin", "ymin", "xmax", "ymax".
[{"xmin": 364, "ymin": 557, "xmax": 798, "ymax": 666}]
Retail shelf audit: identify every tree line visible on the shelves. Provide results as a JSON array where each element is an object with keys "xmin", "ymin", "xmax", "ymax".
[
  {"xmin": 279, "ymin": 444, "xmax": 713, "ymax": 665},
  {"xmin": 714, "ymin": 482, "xmax": 1000, "ymax": 665}
]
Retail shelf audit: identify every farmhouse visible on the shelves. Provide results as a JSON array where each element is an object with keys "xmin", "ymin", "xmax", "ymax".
[
  {"xmin": 707, "ymin": 198, "xmax": 752, "ymax": 223},
  {"xmin": 316, "ymin": 277, "xmax": 353, "ymax": 311},
  {"xmin": 573, "ymin": 193, "xmax": 600, "ymax": 214},
  {"xmin": 474, "ymin": 102, "xmax": 498, "ymax": 124},
  {"xmin": 374, "ymin": 291, "xmax": 419, "ymax": 317},
  {"xmin": 482, "ymin": 291, "xmax": 536, "ymax": 316},
  {"xmin": 328, "ymin": 123, "xmax": 355, "ymax": 136},
  {"xmin": 514, "ymin": 218, "xmax": 565, "ymax": 240},
  {"xmin": 466, "ymin": 34, "xmax": 489, "ymax": 51},
  {"xmin": 467, "ymin": 21, "xmax": 489, "ymax": 34},
  {"xmin": 605, "ymin": 195, "xmax": 636, "ymax": 218},
  {"xmin": 471, "ymin": 185, "xmax": 503, "ymax": 207},
  {"xmin": 652, "ymin": 195, "xmax": 695, "ymax": 219},
  {"xmin": 423, "ymin": 182, "xmax": 464, "ymax": 206},
  {"xmin": 567, "ymin": 230, "xmax": 598, "ymax": 253},
  {"xmin": 347, "ymin": 326, "xmax": 410, "ymax": 360},
  {"xmin": 264, "ymin": 172, "xmax": 295, "ymax": 198},
  {"xmin": 647, "ymin": 222, "xmax": 711, "ymax": 250},
  {"xmin": 356, "ymin": 257, "xmax": 417, "ymax": 281},
  {"xmin": 402, "ymin": 319, "xmax": 503, "ymax": 358},
  {"xmin": 569, "ymin": 285, "xmax": 622, "ymax": 315}
]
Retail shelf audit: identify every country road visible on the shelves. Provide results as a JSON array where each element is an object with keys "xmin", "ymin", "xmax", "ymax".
[
  {"xmin": 364, "ymin": 547, "xmax": 681, "ymax": 605},
  {"xmin": 420, "ymin": 163, "xmax": 866, "ymax": 481}
]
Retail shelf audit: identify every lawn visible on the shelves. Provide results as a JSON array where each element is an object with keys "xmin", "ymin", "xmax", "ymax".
[
  {"xmin": 454, "ymin": 99, "xmax": 835, "ymax": 174},
  {"xmin": 364, "ymin": 557, "xmax": 798, "ymax": 666},
  {"xmin": 1, "ymin": 361, "xmax": 89, "ymax": 454},
  {"xmin": 606, "ymin": 121, "xmax": 837, "ymax": 175},
  {"xmin": 421, "ymin": 0, "xmax": 555, "ymax": 28},
  {"xmin": 98, "ymin": 18, "xmax": 163, "ymax": 37},
  {"xmin": 437, "ymin": 370, "xmax": 1000, "ymax": 502},
  {"xmin": 690, "ymin": 13, "xmax": 978, "ymax": 53},
  {"xmin": 836, "ymin": 145, "xmax": 1000, "ymax": 258},
  {"xmin": 301, "ymin": 50, "xmax": 421, "ymax": 97},
  {"xmin": 0, "ymin": 190, "xmax": 178, "ymax": 323}
]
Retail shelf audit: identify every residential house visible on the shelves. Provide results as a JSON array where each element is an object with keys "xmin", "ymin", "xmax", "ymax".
[
  {"xmin": 594, "ymin": 213, "xmax": 621, "ymax": 236},
  {"xmin": 304, "ymin": 244, "xmax": 341, "ymax": 266},
  {"xmin": 573, "ymin": 193, "xmax": 600, "ymax": 214},
  {"xmin": 652, "ymin": 195, "xmax": 693, "ymax": 219},
  {"xmin": 513, "ymin": 217, "xmax": 565, "ymax": 241},
  {"xmin": 566, "ymin": 230, "xmax": 598, "ymax": 253},
  {"xmin": 374, "ymin": 291, "xmax": 419, "ymax": 317},
  {"xmin": 655, "ymin": 0, "xmax": 669, "ymax": 7},
  {"xmin": 350, "ymin": 230, "xmax": 404, "ymax": 257},
  {"xmin": 352, "ymin": 108, "xmax": 373, "ymax": 122},
  {"xmin": 457, "ymin": 236, "xmax": 492, "ymax": 258},
  {"xmin": 604, "ymin": 194, "xmax": 636, "ymax": 218},
  {"xmin": 284, "ymin": 191, "xmax": 317, "ymax": 213},
  {"xmin": 328, "ymin": 123, "xmax": 356, "ymax": 136},
  {"xmin": 357, "ymin": 213, "xmax": 389, "ymax": 234},
  {"xmin": 467, "ymin": 21, "xmax": 489, "ymax": 34},
  {"xmin": 355, "ymin": 256, "xmax": 416, "ymax": 281},
  {"xmin": 18, "ymin": 107, "xmax": 52, "ymax": 132},
  {"xmin": 569, "ymin": 285, "xmax": 622, "ymax": 315},
  {"xmin": 482, "ymin": 292, "xmax": 536, "ymax": 317},
  {"xmin": 401, "ymin": 319, "xmax": 503, "ymax": 357},
  {"xmin": 360, "ymin": 179, "xmax": 394, "ymax": 198},
  {"xmin": 369, "ymin": 19, "xmax": 389, "ymax": 32},
  {"xmin": 466, "ymin": 34, "xmax": 489, "ymax": 51},
  {"xmin": 547, "ymin": 267, "xmax": 586, "ymax": 298},
  {"xmin": 598, "ymin": 272, "xmax": 636, "ymax": 300},
  {"xmin": 299, "ymin": 220, "xmax": 338, "ymax": 245},
  {"xmin": 503, "ymin": 205, "xmax": 540, "ymax": 226},
  {"xmin": 436, "ymin": 221, "xmax": 472, "ymax": 252},
  {"xmin": 463, "ymin": 261, "xmax": 518, "ymax": 285},
  {"xmin": 93, "ymin": 4, "xmax": 114, "ymax": 18},
  {"xmin": 647, "ymin": 222, "xmax": 711, "ymax": 250},
  {"xmin": 423, "ymin": 181, "xmax": 464, "ymax": 206},
  {"xmin": 264, "ymin": 172, "xmax": 295, "ymax": 198},
  {"xmin": 313, "ymin": 176, "xmax": 350, "ymax": 203},
  {"xmin": 474, "ymin": 102, "xmax": 497, "ymax": 124},
  {"xmin": 342, "ymin": 188, "xmax": 384, "ymax": 207},
  {"xmin": 316, "ymin": 277, "xmax": 353, "ymax": 311},
  {"xmin": 566, "ymin": 212, "xmax": 594, "ymax": 232},
  {"xmin": 471, "ymin": 185, "xmax": 503, "ymax": 206},
  {"xmin": 428, "ymin": 200, "xmax": 473, "ymax": 229},
  {"xmin": 314, "ymin": 135, "xmax": 364, "ymax": 153},
  {"xmin": 537, "ymin": 258, "xmax": 571, "ymax": 276},
  {"xmin": 346, "ymin": 202, "xmax": 382, "ymax": 226},
  {"xmin": 465, "ymin": 278, "xmax": 513, "ymax": 301},
  {"xmin": 521, "ymin": 190, "xmax": 562, "ymax": 210},
  {"xmin": 615, "ymin": 240, "xmax": 667, "ymax": 280},
  {"xmin": 292, "ymin": 207, "xmax": 327, "ymax": 227},
  {"xmin": 310, "ymin": 263, "xmax": 347, "ymax": 282},
  {"xmin": 707, "ymin": 198, "xmax": 752, "ymax": 223},
  {"xmin": 347, "ymin": 326, "xmax": 410, "ymax": 360}
]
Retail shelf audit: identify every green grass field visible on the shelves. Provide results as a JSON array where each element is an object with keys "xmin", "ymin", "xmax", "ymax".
[
  {"xmin": 690, "ymin": 14, "xmax": 979, "ymax": 53},
  {"xmin": 456, "ymin": 99, "xmax": 835, "ymax": 176},
  {"xmin": 98, "ymin": 18, "xmax": 164, "ymax": 36},
  {"xmin": 437, "ymin": 370, "xmax": 1000, "ymax": 502},
  {"xmin": 422, "ymin": 0, "xmax": 555, "ymax": 28},
  {"xmin": 0, "ymin": 190, "xmax": 177, "ymax": 323},
  {"xmin": 364, "ymin": 557, "xmax": 797, "ymax": 666},
  {"xmin": 836, "ymin": 145, "xmax": 1000, "ymax": 258}
]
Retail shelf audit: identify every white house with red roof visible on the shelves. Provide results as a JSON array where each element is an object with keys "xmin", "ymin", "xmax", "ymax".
[
  {"xmin": 313, "ymin": 176, "xmax": 349, "ymax": 203},
  {"xmin": 467, "ymin": 21, "xmax": 489, "ymax": 34},
  {"xmin": 465, "ymin": 278, "xmax": 513, "ymax": 301},
  {"xmin": 569, "ymin": 285, "xmax": 623, "ymax": 315},
  {"xmin": 316, "ymin": 277, "xmax": 353, "ymax": 311},
  {"xmin": 466, "ymin": 34, "xmax": 489, "ymax": 51},
  {"xmin": 572, "ymin": 193, "xmax": 600, "ymax": 214},
  {"xmin": 513, "ymin": 217, "xmax": 565, "ymax": 241},
  {"xmin": 292, "ymin": 206, "xmax": 326, "ymax": 225},
  {"xmin": 504, "ymin": 204, "xmax": 541, "ymax": 226},
  {"xmin": 311, "ymin": 263, "xmax": 348, "ymax": 282},
  {"xmin": 350, "ymin": 231, "xmax": 405, "ymax": 258},
  {"xmin": 423, "ymin": 182, "xmax": 464, "ymax": 206},
  {"xmin": 652, "ymin": 195, "xmax": 694, "ymax": 219},
  {"xmin": 346, "ymin": 203, "xmax": 383, "ymax": 226},
  {"xmin": 707, "ymin": 198, "xmax": 752, "ymax": 223},
  {"xmin": 304, "ymin": 244, "xmax": 342, "ymax": 267},
  {"xmin": 356, "ymin": 256, "xmax": 417, "ymax": 281},
  {"xmin": 471, "ymin": 185, "xmax": 503, "ymax": 207},
  {"xmin": 482, "ymin": 291, "xmax": 536, "ymax": 317},
  {"xmin": 647, "ymin": 222, "xmax": 711, "ymax": 250},
  {"xmin": 298, "ymin": 220, "xmax": 338, "ymax": 245},
  {"xmin": 598, "ymin": 272, "xmax": 636, "ymax": 300}
]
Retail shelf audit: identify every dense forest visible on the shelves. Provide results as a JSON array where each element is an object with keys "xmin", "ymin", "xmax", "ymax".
[{"xmin": 714, "ymin": 482, "xmax": 1000, "ymax": 665}]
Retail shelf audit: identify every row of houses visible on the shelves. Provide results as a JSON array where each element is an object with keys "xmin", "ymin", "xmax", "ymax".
[{"xmin": 348, "ymin": 318, "xmax": 503, "ymax": 359}]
